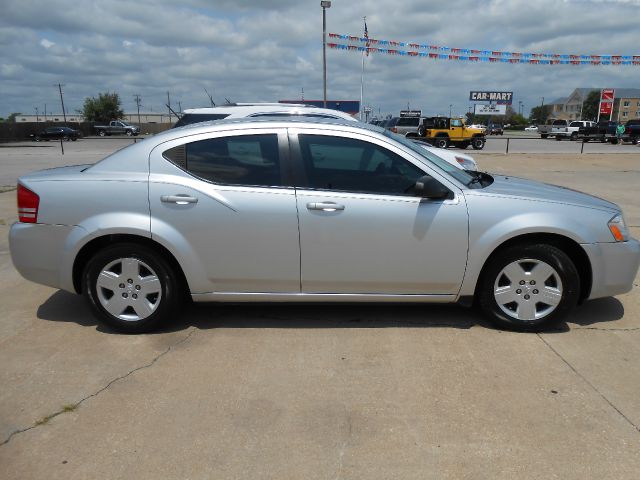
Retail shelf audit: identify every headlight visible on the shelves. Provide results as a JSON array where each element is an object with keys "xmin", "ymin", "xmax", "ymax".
[{"xmin": 608, "ymin": 214, "xmax": 629, "ymax": 242}]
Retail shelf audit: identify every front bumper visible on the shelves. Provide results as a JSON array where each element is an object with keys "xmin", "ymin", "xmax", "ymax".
[
  {"xmin": 9, "ymin": 222, "xmax": 81, "ymax": 293},
  {"xmin": 582, "ymin": 238, "xmax": 640, "ymax": 299}
]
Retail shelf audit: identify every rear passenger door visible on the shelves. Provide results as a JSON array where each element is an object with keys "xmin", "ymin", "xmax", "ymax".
[{"xmin": 148, "ymin": 129, "xmax": 301, "ymax": 295}]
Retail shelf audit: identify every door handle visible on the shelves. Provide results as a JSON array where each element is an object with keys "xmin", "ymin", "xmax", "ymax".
[
  {"xmin": 306, "ymin": 202, "xmax": 345, "ymax": 212},
  {"xmin": 161, "ymin": 194, "xmax": 198, "ymax": 204}
]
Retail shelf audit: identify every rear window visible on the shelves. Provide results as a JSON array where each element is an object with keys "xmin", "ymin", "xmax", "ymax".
[
  {"xmin": 396, "ymin": 117, "xmax": 420, "ymax": 127},
  {"xmin": 552, "ymin": 120, "xmax": 567, "ymax": 126},
  {"xmin": 173, "ymin": 113, "xmax": 230, "ymax": 128},
  {"xmin": 627, "ymin": 119, "xmax": 640, "ymax": 126},
  {"xmin": 162, "ymin": 134, "xmax": 282, "ymax": 187}
]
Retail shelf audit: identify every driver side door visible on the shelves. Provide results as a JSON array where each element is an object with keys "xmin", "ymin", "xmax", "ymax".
[{"xmin": 290, "ymin": 129, "xmax": 469, "ymax": 295}]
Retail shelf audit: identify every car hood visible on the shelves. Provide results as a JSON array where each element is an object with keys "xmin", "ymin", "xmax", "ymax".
[{"xmin": 472, "ymin": 175, "xmax": 619, "ymax": 213}]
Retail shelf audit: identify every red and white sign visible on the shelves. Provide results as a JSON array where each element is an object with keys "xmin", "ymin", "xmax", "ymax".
[
  {"xmin": 601, "ymin": 89, "xmax": 615, "ymax": 101},
  {"xmin": 599, "ymin": 102, "xmax": 613, "ymax": 115}
]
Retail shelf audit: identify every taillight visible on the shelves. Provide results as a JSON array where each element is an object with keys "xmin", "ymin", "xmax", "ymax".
[
  {"xmin": 391, "ymin": 127, "xmax": 397, "ymax": 133},
  {"xmin": 17, "ymin": 184, "xmax": 39, "ymax": 223}
]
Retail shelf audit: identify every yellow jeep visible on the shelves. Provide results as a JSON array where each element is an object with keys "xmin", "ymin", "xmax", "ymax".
[{"xmin": 417, "ymin": 117, "xmax": 486, "ymax": 149}]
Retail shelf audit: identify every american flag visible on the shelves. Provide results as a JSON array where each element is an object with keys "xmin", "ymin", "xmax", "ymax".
[{"xmin": 364, "ymin": 19, "xmax": 369, "ymax": 56}]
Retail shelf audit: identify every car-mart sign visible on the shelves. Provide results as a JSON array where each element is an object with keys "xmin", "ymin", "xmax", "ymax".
[{"xmin": 469, "ymin": 91, "xmax": 513, "ymax": 104}]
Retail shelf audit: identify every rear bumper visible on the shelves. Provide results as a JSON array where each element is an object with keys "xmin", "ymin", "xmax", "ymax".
[
  {"xmin": 582, "ymin": 239, "xmax": 640, "ymax": 299},
  {"xmin": 9, "ymin": 222, "xmax": 80, "ymax": 293}
]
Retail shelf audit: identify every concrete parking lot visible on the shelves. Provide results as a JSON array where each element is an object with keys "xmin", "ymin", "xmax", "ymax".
[{"xmin": 1, "ymin": 139, "xmax": 639, "ymax": 479}]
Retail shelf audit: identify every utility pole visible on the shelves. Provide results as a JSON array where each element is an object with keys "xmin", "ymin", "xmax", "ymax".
[
  {"xmin": 57, "ymin": 83, "xmax": 67, "ymax": 125},
  {"xmin": 44, "ymin": 103, "xmax": 47, "ymax": 122},
  {"xmin": 321, "ymin": 1, "xmax": 331, "ymax": 108},
  {"xmin": 167, "ymin": 91, "xmax": 171, "ymax": 118},
  {"xmin": 35, "ymin": 106, "xmax": 39, "ymax": 123},
  {"xmin": 133, "ymin": 94, "xmax": 142, "ymax": 125}
]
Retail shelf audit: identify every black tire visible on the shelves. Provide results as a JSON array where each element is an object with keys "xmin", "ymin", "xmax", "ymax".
[
  {"xmin": 63, "ymin": 135, "xmax": 70, "ymax": 141},
  {"xmin": 417, "ymin": 125, "xmax": 426, "ymax": 137},
  {"xmin": 541, "ymin": 134, "xmax": 548, "ymax": 139},
  {"xmin": 126, "ymin": 130, "xmax": 133, "ymax": 136},
  {"xmin": 471, "ymin": 137, "xmax": 485, "ymax": 150},
  {"xmin": 570, "ymin": 132, "xmax": 578, "ymax": 141},
  {"xmin": 34, "ymin": 136, "xmax": 41, "ymax": 142},
  {"xmin": 83, "ymin": 243, "xmax": 181, "ymax": 333},
  {"xmin": 478, "ymin": 243, "xmax": 580, "ymax": 331},
  {"xmin": 434, "ymin": 137, "xmax": 449, "ymax": 149},
  {"xmin": 72, "ymin": 137, "xmax": 77, "ymax": 141},
  {"xmin": 555, "ymin": 135, "xmax": 562, "ymax": 141},
  {"xmin": 98, "ymin": 130, "xmax": 106, "ymax": 137}
]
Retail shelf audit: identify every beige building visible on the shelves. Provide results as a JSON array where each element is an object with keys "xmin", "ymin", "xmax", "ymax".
[{"xmin": 547, "ymin": 88, "xmax": 640, "ymax": 121}]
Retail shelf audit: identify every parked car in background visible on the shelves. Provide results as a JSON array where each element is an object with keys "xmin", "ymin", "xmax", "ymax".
[
  {"xmin": 94, "ymin": 120, "xmax": 140, "ymax": 137},
  {"xmin": 537, "ymin": 119, "xmax": 568, "ymax": 139},
  {"xmin": 391, "ymin": 115, "xmax": 425, "ymax": 136},
  {"xmin": 11, "ymin": 118, "xmax": 638, "ymax": 334},
  {"xmin": 524, "ymin": 125, "xmax": 538, "ymax": 132},
  {"xmin": 487, "ymin": 124, "xmax": 504, "ymax": 135},
  {"xmin": 412, "ymin": 139, "xmax": 478, "ymax": 171},
  {"xmin": 173, "ymin": 103, "xmax": 357, "ymax": 128},
  {"xmin": 576, "ymin": 121, "xmax": 619, "ymax": 143},
  {"xmin": 30, "ymin": 126, "xmax": 81, "ymax": 142},
  {"xmin": 556, "ymin": 120, "xmax": 596, "ymax": 141},
  {"xmin": 381, "ymin": 117, "xmax": 400, "ymax": 130},
  {"xmin": 624, "ymin": 119, "xmax": 640, "ymax": 144}
]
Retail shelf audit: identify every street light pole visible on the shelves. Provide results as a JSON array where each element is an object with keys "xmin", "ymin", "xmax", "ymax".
[
  {"xmin": 449, "ymin": 104, "xmax": 452, "ymax": 117},
  {"xmin": 321, "ymin": 1, "xmax": 331, "ymax": 108}
]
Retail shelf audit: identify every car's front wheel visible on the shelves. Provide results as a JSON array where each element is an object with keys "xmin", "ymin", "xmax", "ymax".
[
  {"xmin": 126, "ymin": 130, "xmax": 133, "ymax": 136},
  {"xmin": 83, "ymin": 244, "xmax": 181, "ymax": 333},
  {"xmin": 478, "ymin": 244, "xmax": 580, "ymax": 331}
]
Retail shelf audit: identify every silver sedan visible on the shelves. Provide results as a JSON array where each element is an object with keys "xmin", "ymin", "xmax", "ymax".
[{"xmin": 10, "ymin": 118, "xmax": 640, "ymax": 333}]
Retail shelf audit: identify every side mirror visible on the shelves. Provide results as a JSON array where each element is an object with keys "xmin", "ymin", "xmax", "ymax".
[{"xmin": 414, "ymin": 175, "xmax": 451, "ymax": 200}]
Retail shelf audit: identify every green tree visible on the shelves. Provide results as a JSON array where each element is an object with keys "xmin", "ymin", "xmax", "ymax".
[
  {"xmin": 4, "ymin": 112, "xmax": 21, "ymax": 123},
  {"xmin": 82, "ymin": 92, "xmax": 124, "ymax": 123},
  {"xmin": 581, "ymin": 90, "xmax": 600, "ymax": 121},
  {"xmin": 529, "ymin": 105, "xmax": 552, "ymax": 125}
]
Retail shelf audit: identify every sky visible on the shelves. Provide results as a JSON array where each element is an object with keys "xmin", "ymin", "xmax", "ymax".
[{"xmin": 1, "ymin": 0, "xmax": 639, "ymax": 120}]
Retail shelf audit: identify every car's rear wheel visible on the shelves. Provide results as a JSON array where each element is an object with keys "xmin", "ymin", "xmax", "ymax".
[
  {"xmin": 570, "ymin": 132, "xmax": 578, "ymax": 141},
  {"xmin": 434, "ymin": 137, "xmax": 449, "ymax": 148},
  {"xmin": 126, "ymin": 130, "xmax": 133, "ymax": 136},
  {"xmin": 83, "ymin": 244, "xmax": 181, "ymax": 333},
  {"xmin": 541, "ymin": 134, "xmax": 548, "ymax": 139},
  {"xmin": 471, "ymin": 137, "xmax": 485, "ymax": 150},
  {"xmin": 98, "ymin": 130, "xmax": 106, "ymax": 137},
  {"xmin": 478, "ymin": 244, "xmax": 580, "ymax": 331}
]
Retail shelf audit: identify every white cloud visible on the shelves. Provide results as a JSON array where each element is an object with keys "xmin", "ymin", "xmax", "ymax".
[
  {"xmin": 0, "ymin": 0, "xmax": 638, "ymax": 117},
  {"xmin": 40, "ymin": 38, "xmax": 55, "ymax": 49}
]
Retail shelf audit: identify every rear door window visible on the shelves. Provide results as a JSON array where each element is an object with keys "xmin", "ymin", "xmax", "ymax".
[{"xmin": 163, "ymin": 134, "xmax": 283, "ymax": 187}]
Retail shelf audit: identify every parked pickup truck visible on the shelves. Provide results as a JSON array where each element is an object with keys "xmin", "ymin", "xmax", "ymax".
[
  {"xmin": 537, "ymin": 119, "xmax": 568, "ymax": 139},
  {"xmin": 556, "ymin": 120, "xmax": 596, "ymax": 141},
  {"xmin": 94, "ymin": 120, "xmax": 140, "ymax": 136},
  {"xmin": 624, "ymin": 119, "xmax": 640, "ymax": 144},
  {"xmin": 576, "ymin": 121, "xmax": 619, "ymax": 143}
]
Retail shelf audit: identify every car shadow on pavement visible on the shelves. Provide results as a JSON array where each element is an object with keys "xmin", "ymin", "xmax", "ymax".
[{"xmin": 36, "ymin": 291, "xmax": 626, "ymax": 334}]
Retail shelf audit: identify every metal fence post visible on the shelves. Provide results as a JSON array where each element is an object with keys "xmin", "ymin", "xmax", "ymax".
[
  {"xmin": 506, "ymin": 138, "xmax": 509, "ymax": 154},
  {"xmin": 60, "ymin": 138, "xmax": 64, "ymax": 155}
]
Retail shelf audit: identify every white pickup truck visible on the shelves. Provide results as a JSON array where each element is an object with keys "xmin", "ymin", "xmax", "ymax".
[{"xmin": 555, "ymin": 120, "xmax": 597, "ymax": 141}]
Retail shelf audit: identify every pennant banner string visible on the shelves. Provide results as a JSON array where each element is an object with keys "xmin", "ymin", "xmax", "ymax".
[{"xmin": 328, "ymin": 33, "xmax": 640, "ymax": 65}]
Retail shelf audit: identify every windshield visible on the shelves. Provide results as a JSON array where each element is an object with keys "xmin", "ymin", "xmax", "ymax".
[{"xmin": 383, "ymin": 130, "xmax": 481, "ymax": 188}]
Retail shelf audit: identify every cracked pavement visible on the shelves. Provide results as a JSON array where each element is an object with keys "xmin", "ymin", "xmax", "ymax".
[{"xmin": 1, "ymin": 147, "xmax": 640, "ymax": 479}]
